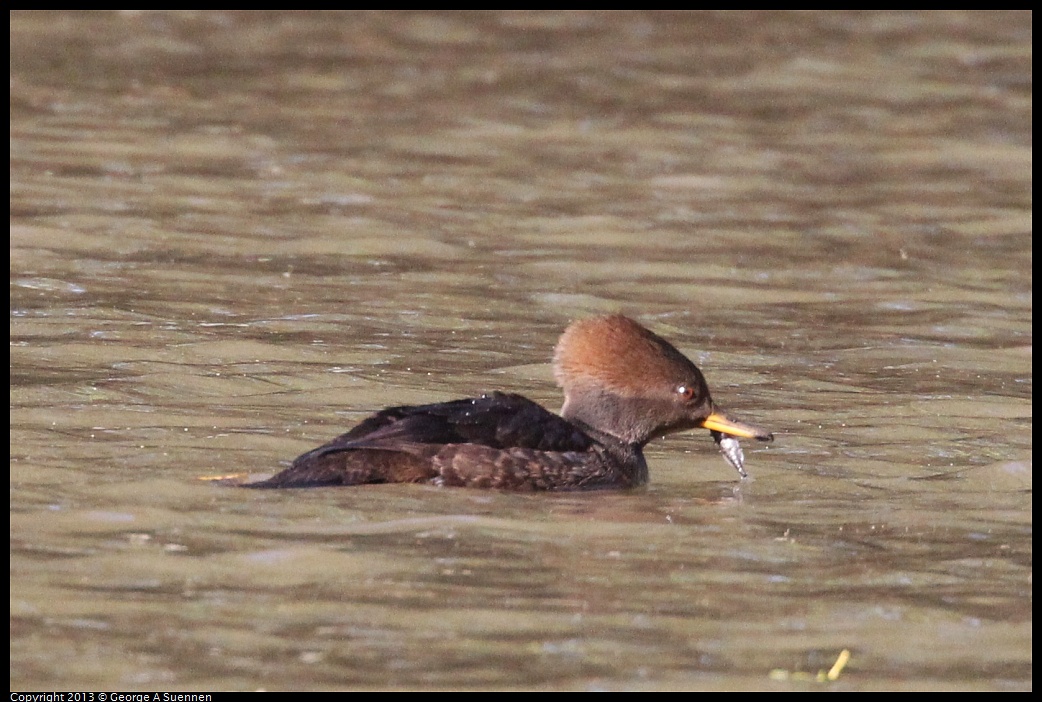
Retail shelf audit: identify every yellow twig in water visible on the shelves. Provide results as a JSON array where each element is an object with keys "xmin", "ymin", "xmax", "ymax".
[
  {"xmin": 769, "ymin": 649, "xmax": 851, "ymax": 683},
  {"xmin": 826, "ymin": 648, "xmax": 851, "ymax": 681}
]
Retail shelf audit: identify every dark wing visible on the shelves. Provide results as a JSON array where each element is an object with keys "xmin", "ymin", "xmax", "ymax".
[
  {"xmin": 302, "ymin": 392, "xmax": 592, "ymax": 456},
  {"xmin": 244, "ymin": 392, "xmax": 595, "ymax": 489}
]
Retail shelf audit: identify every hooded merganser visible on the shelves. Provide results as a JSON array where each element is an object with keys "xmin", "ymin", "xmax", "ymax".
[{"xmin": 245, "ymin": 315, "xmax": 773, "ymax": 491}]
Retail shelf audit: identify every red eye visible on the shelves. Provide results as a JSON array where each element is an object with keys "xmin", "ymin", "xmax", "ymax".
[{"xmin": 676, "ymin": 385, "xmax": 695, "ymax": 401}]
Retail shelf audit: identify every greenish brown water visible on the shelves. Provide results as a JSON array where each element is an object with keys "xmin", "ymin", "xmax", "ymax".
[{"xmin": 11, "ymin": 11, "xmax": 1030, "ymax": 691}]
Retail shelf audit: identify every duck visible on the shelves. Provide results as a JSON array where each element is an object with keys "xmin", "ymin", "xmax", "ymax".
[{"xmin": 244, "ymin": 314, "xmax": 773, "ymax": 490}]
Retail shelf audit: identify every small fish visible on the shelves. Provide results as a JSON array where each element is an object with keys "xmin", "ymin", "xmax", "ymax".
[{"xmin": 712, "ymin": 430, "xmax": 747, "ymax": 478}]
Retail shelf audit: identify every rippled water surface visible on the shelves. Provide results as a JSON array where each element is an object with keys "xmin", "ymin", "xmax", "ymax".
[{"xmin": 11, "ymin": 11, "xmax": 1030, "ymax": 690}]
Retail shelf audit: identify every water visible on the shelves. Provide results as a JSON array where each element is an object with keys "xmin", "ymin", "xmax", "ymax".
[{"xmin": 10, "ymin": 11, "xmax": 1031, "ymax": 690}]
